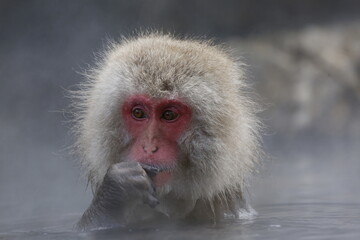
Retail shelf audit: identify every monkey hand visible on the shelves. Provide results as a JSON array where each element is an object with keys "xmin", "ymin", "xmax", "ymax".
[
  {"xmin": 76, "ymin": 162, "xmax": 159, "ymax": 231},
  {"xmin": 103, "ymin": 162, "xmax": 159, "ymax": 208}
]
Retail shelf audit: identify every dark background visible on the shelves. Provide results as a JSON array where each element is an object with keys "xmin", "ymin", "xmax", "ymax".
[{"xmin": 1, "ymin": 0, "xmax": 359, "ymax": 224}]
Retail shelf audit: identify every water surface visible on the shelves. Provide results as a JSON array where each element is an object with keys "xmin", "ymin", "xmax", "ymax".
[{"xmin": 1, "ymin": 137, "xmax": 359, "ymax": 239}]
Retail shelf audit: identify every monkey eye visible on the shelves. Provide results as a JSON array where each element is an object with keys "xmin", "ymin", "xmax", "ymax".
[
  {"xmin": 132, "ymin": 108, "xmax": 147, "ymax": 120},
  {"xmin": 162, "ymin": 110, "xmax": 179, "ymax": 121}
]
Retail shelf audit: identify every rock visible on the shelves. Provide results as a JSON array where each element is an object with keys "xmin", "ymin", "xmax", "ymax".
[{"xmin": 228, "ymin": 21, "xmax": 360, "ymax": 137}]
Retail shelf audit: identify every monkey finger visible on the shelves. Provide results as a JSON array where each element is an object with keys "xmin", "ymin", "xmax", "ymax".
[
  {"xmin": 115, "ymin": 162, "xmax": 144, "ymax": 173},
  {"xmin": 151, "ymin": 181, "xmax": 156, "ymax": 193},
  {"xmin": 143, "ymin": 194, "xmax": 159, "ymax": 208},
  {"xmin": 129, "ymin": 175, "xmax": 155, "ymax": 194},
  {"xmin": 140, "ymin": 163, "xmax": 160, "ymax": 177},
  {"xmin": 113, "ymin": 161, "xmax": 137, "ymax": 169},
  {"xmin": 144, "ymin": 175, "xmax": 157, "ymax": 194}
]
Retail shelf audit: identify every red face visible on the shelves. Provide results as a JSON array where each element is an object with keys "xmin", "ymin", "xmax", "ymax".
[{"xmin": 122, "ymin": 95, "xmax": 192, "ymax": 186}]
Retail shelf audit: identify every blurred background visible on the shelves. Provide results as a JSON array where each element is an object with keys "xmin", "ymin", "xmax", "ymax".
[{"xmin": 0, "ymin": 0, "xmax": 359, "ymax": 228}]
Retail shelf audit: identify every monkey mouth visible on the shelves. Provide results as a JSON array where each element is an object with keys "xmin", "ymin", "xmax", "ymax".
[{"xmin": 140, "ymin": 163, "xmax": 175, "ymax": 177}]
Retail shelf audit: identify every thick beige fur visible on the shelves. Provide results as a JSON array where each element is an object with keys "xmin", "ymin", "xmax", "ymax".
[{"xmin": 72, "ymin": 33, "xmax": 262, "ymax": 221}]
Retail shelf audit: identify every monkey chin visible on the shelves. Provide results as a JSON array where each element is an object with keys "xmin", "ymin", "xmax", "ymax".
[{"xmin": 152, "ymin": 172, "xmax": 172, "ymax": 187}]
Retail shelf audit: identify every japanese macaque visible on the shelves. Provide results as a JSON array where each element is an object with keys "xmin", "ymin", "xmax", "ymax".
[{"xmin": 72, "ymin": 34, "xmax": 262, "ymax": 231}]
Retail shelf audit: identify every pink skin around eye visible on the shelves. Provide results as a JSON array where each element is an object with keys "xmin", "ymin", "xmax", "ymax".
[{"xmin": 122, "ymin": 94, "xmax": 192, "ymax": 186}]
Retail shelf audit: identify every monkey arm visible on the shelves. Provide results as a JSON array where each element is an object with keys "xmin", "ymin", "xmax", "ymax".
[
  {"xmin": 75, "ymin": 162, "xmax": 159, "ymax": 231},
  {"xmin": 75, "ymin": 178, "xmax": 123, "ymax": 231},
  {"xmin": 185, "ymin": 190, "xmax": 248, "ymax": 224}
]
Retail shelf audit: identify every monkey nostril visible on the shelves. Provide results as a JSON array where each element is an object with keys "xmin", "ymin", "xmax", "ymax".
[
  {"xmin": 151, "ymin": 146, "xmax": 159, "ymax": 153},
  {"xmin": 142, "ymin": 145, "xmax": 148, "ymax": 153},
  {"xmin": 143, "ymin": 145, "xmax": 158, "ymax": 153}
]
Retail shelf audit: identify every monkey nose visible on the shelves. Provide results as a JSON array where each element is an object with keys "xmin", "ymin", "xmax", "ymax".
[{"xmin": 143, "ymin": 145, "xmax": 159, "ymax": 153}]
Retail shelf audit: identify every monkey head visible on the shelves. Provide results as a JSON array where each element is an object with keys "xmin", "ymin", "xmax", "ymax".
[{"xmin": 73, "ymin": 34, "xmax": 261, "ymax": 206}]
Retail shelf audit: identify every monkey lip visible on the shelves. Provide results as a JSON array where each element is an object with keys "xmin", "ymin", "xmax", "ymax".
[
  {"xmin": 140, "ymin": 163, "xmax": 175, "ymax": 177},
  {"xmin": 140, "ymin": 163, "xmax": 174, "ymax": 186}
]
